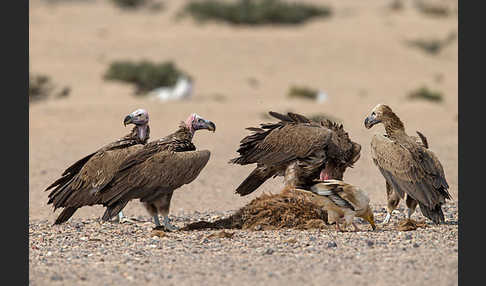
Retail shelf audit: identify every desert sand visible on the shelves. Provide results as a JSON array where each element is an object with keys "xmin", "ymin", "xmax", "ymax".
[{"xmin": 29, "ymin": 0, "xmax": 458, "ymax": 285}]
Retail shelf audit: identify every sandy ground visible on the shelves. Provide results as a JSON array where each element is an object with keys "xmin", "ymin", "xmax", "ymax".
[{"xmin": 29, "ymin": 0, "xmax": 458, "ymax": 285}]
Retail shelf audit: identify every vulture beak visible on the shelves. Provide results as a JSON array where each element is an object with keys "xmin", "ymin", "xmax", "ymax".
[
  {"xmin": 205, "ymin": 120, "xmax": 216, "ymax": 132},
  {"xmin": 365, "ymin": 212, "xmax": 376, "ymax": 231},
  {"xmin": 123, "ymin": 114, "xmax": 133, "ymax": 126},
  {"xmin": 364, "ymin": 116, "xmax": 380, "ymax": 129}
]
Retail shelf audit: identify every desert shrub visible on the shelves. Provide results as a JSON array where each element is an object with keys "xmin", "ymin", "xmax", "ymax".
[
  {"xmin": 287, "ymin": 85, "xmax": 318, "ymax": 100},
  {"xmin": 110, "ymin": 0, "xmax": 165, "ymax": 11},
  {"xmin": 407, "ymin": 31, "xmax": 456, "ymax": 55},
  {"xmin": 104, "ymin": 60, "xmax": 191, "ymax": 94},
  {"xmin": 111, "ymin": 0, "xmax": 147, "ymax": 9},
  {"xmin": 179, "ymin": 0, "xmax": 332, "ymax": 26},
  {"xmin": 408, "ymin": 86, "xmax": 443, "ymax": 102},
  {"xmin": 414, "ymin": 0, "xmax": 453, "ymax": 17},
  {"xmin": 29, "ymin": 74, "xmax": 70, "ymax": 103}
]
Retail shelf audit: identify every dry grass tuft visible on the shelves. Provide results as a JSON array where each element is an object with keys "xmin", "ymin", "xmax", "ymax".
[
  {"xmin": 396, "ymin": 219, "xmax": 428, "ymax": 231},
  {"xmin": 182, "ymin": 188, "xmax": 329, "ymax": 231}
]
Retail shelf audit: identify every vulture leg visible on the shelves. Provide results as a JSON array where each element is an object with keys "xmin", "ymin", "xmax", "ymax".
[
  {"xmin": 352, "ymin": 222, "xmax": 361, "ymax": 232},
  {"xmin": 405, "ymin": 195, "xmax": 418, "ymax": 220},
  {"xmin": 152, "ymin": 191, "xmax": 178, "ymax": 231},
  {"xmin": 284, "ymin": 161, "xmax": 301, "ymax": 189},
  {"xmin": 383, "ymin": 181, "xmax": 400, "ymax": 224},
  {"xmin": 143, "ymin": 202, "xmax": 161, "ymax": 226}
]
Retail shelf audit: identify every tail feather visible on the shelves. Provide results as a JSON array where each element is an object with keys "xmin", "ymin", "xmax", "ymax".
[
  {"xmin": 101, "ymin": 201, "xmax": 128, "ymax": 221},
  {"xmin": 235, "ymin": 167, "xmax": 274, "ymax": 196},
  {"xmin": 418, "ymin": 202, "xmax": 445, "ymax": 224},
  {"xmin": 53, "ymin": 207, "xmax": 78, "ymax": 225}
]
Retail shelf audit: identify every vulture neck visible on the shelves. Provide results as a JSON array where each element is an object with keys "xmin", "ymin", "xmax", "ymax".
[
  {"xmin": 177, "ymin": 122, "xmax": 195, "ymax": 141},
  {"xmin": 128, "ymin": 124, "xmax": 150, "ymax": 143},
  {"xmin": 383, "ymin": 113, "xmax": 406, "ymax": 138}
]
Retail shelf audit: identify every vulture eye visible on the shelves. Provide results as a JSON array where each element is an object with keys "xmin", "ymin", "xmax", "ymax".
[
  {"xmin": 371, "ymin": 112, "xmax": 376, "ymax": 117},
  {"xmin": 198, "ymin": 118, "xmax": 204, "ymax": 123}
]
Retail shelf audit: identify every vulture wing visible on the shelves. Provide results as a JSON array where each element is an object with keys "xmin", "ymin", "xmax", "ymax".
[
  {"xmin": 371, "ymin": 134, "xmax": 450, "ymax": 210},
  {"xmin": 230, "ymin": 116, "xmax": 332, "ymax": 166},
  {"xmin": 99, "ymin": 149, "xmax": 211, "ymax": 220},
  {"xmin": 310, "ymin": 182, "xmax": 355, "ymax": 211}
]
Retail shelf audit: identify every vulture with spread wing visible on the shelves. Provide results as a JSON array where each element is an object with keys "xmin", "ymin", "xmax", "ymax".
[
  {"xmin": 364, "ymin": 104, "xmax": 451, "ymax": 224},
  {"xmin": 296, "ymin": 180, "xmax": 376, "ymax": 231},
  {"xmin": 46, "ymin": 109, "xmax": 150, "ymax": 224},
  {"xmin": 229, "ymin": 111, "xmax": 361, "ymax": 196},
  {"xmin": 97, "ymin": 113, "xmax": 216, "ymax": 231}
]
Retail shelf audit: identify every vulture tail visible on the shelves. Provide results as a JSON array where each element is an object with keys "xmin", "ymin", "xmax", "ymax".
[
  {"xmin": 101, "ymin": 201, "xmax": 128, "ymax": 221},
  {"xmin": 235, "ymin": 167, "xmax": 273, "ymax": 196},
  {"xmin": 418, "ymin": 202, "xmax": 445, "ymax": 224},
  {"xmin": 53, "ymin": 207, "xmax": 78, "ymax": 225}
]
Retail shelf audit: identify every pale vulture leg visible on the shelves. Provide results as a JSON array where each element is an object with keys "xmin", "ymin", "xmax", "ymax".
[
  {"xmin": 383, "ymin": 181, "xmax": 400, "ymax": 225},
  {"xmin": 284, "ymin": 161, "xmax": 301, "ymax": 189},
  {"xmin": 143, "ymin": 202, "xmax": 161, "ymax": 226},
  {"xmin": 405, "ymin": 195, "xmax": 418, "ymax": 220},
  {"xmin": 153, "ymin": 191, "xmax": 178, "ymax": 231}
]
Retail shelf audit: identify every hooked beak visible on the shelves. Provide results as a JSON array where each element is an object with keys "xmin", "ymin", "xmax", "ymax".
[
  {"xmin": 364, "ymin": 116, "xmax": 380, "ymax": 129},
  {"xmin": 123, "ymin": 114, "xmax": 133, "ymax": 126},
  {"xmin": 205, "ymin": 120, "xmax": 216, "ymax": 132},
  {"xmin": 366, "ymin": 215, "xmax": 376, "ymax": 231}
]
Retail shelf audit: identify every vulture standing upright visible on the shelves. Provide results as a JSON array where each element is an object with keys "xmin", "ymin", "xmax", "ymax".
[
  {"xmin": 364, "ymin": 104, "xmax": 451, "ymax": 224},
  {"xmin": 295, "ymin": 180, "xmax": 376, "ymax": 231},
  {"xmin": 97, "ymin": 113, "xmax": 216, "ymax": 231},
  {"xmin": 229, "ymin": 111, "xmax": 362, "ymax": 196},
  {"xmin": 45, "ymin": 109, "xmax": 150, "ymax": 224}
]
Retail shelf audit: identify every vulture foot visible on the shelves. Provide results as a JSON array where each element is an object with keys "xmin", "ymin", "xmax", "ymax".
[
  {"xmin": 352, "ymin": 222, "xmax": 361, "ymax": 232},
  {"xmin": 153, "ymin": 215, "xmax": 179, "ymax": 231},
  {"xmin": 382, "ymin": 213, "xmax": 392, "ymax": 225}
]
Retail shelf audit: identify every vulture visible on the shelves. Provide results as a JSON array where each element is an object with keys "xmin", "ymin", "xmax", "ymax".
[
  {"xmin": 364, "ymin": 104, "xmax": 451, "ymax": 224},
  {"xmin": 96, "ymin": 113, "xmax": 216, "ymax": 231},
  {"xmin": 46, "ymin": 109, "xmax": 150, "ymax": 224},
  {"xmin": 295, "ymin": 180, "xmax": 376, "ymax": 231},
  {"xmin": 229, "ymin": 111, "xmax": 362, "ymax": 196}
]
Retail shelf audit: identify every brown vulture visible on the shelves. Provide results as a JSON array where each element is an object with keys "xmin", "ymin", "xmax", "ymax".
[
  {"xmin": 295, "ymin": 180, "xmax": 376, "ymax": 231},
  {"xmin": 96, "ymin": 113, "xmax": 216, "ymax": 231},
  {"xmin": 229, "ymin": 111, "xmax": 362, "ymax": 196},
  {"xmin": 364, "ymin": 104, "xmax": 451, "ymax": 224},
  {"xmin": 46, "ymin": 109, "xmax": 150, "ymax": 224}
]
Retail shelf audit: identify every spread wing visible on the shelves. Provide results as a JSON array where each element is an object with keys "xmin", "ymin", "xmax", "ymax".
[
  {"xmin": 371, "ymin": 134, "xmax": 450, "ymax": 209},
  {"xmin": 230, "ymin": 117, "xmax": 332, "ymax": 167},
  {"xmin": 101, "ymin": 150, "xmax": 211, "ymax": 206}
]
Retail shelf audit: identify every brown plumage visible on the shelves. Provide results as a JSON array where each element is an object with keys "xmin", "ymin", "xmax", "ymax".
[
  {"xmin": 46, "ymin": 109, "xmax": 150, "ymax": 224},
  {"xmin": 97, "ymin": 113, "xmax": 216, "ymax": 230},
  {"xmin": 229, "ymin": 111, "xmax": 361, "ymax": 196},
  {"xmin": 364, "ymin": 104, "xmax": 451, "ymax": 224},
  {"xmin": 295, "ymin": 180, "xmax": 376, "ymax": 231}
]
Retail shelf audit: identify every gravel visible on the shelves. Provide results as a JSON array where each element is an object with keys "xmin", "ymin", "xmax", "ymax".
[{"xmin": 29, "ymin": 202, "xmax": 458, "ymax": 286}]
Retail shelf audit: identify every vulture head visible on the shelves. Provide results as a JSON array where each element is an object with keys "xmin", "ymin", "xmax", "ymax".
[
  {"xmin": 320, "ymin": 120, "xmax": 362, "ymax": 180},
  {"xmin": 185, "ymin": 113, "xmax": 216, "ymax": 134},
  {"xmin": 124, "ymin": 109, "xmax": 149, "ymax": 126},
  {"xmin": 124, "ymin": 109, "xmax": 150, "ymax": 142},
  {"xmin": 364, "ymin": 104, "xmax": 395, "ymax": 129}
]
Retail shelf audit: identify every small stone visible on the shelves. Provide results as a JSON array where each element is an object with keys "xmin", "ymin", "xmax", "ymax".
[
  {"xmin": 405, "ymin": 234, "xmax": 412, "ymax": 240},
  {"xmin": 50, "ymin": 275, "xmax": 63, "ymax": 281},
  {"xmin": 264, "ymin": 248, "xmax": 274, "ymax": 255},
  {"xmin": 327, "ymin": 242, "xmax": 338, "ymax": 248},
  {"xmin": 366, "ymin": 240, "xmax": 374, "ymax": 247},
  {"xmin": 413, "ymin": 243, "xmax": 420, "ymax": 248}
]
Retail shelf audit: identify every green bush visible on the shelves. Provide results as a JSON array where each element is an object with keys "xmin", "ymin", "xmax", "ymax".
[
  {"xmin": 287, "ymin": 85, "xmax": 319, "ymax": 100},
  {"xmin": 180, "ymin": 0, "xmax": 332, "ymax": 26},
  {"xmin": 29, "ymin": 74, "xmax": 70, "ymax": 103},
  {"xmin": 111, "ymin": 0, "xmax": 147, "ymax": 9},
  {"xmin": 406, "ymin": 32, "xmax": 456, "ymax": 55},
  {"xmin": 408, "ymin": 86, "xmax": 443, "ymax": 102},
  {"xmin": 104, "ymin": 60, "xmax": 191, "ymax": 94}
]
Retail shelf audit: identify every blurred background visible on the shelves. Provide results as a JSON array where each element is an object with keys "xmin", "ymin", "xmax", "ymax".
[{"xmin": 29, "ymin": 0, "xmax": 458, "ymax": 222}]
